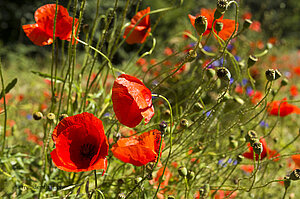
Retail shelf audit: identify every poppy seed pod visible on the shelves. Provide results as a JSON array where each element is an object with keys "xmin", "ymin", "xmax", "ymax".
[
  {"xmin": 247, "ymin": 55, "xmax": 258, "ymax": 68},
  {"xmin": 194, "ymin": 16, "xmax": 208, "ymax": 35},
  {"xmin": 59, "ymin": 114, "xmax": 68, "ymax": 121},
  {"xmin": 265, "ymin": 69, "xmax": 282, "ymax": 81},
  {"xmin": 33, "ymin": 111, "xmax": 43, "ymax": 120},
  {"xmin": 280, "ymin": 78, "xmax": 289, "ymax": 86},
  {"xmin": 216, "ymin": 67, "xmax": 231, "ymax": 81},
  {"xmin": 217, "ymin": 0, "xmax": 228, "ymax": 13},
  {"xmin": 178, "ymin": 166, "xmax": 188, "ymax": 177},
  {"xmin": 243, "ymin": 19, "xmax": 252, "ymax": 29},
  {"xmin": 252, "ymin": 140, "xmax": 263, "ymax": 155},
  {"xmin": 289, "ymin": 169, "xmax": 300, "ymax": 181},
  {"xmin": 215, "ymin": 22, "xmax": 224, "ymax": 33}
]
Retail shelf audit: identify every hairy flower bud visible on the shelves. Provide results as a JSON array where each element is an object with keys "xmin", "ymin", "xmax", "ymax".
[
  {"xmin": 194, "ymin": 16, "xmax": 207, "ymax": 35},
  {"xmin": 247, "ymin": 55, "xmax": 258, "ymax": 68},
  {"xmin": 33, "ymin": 111, "xmax": 43, "ymax": 120},
  {"xmin": 178, "ymin": 166, "xmax": 188, "ymax": 177},
  {"xmin": 243, "ymin": 19, "xmax": 252, "ymax": 29},
  {"xmin": 180, "ymin": 119, "xmax": 189, "ymax": 128},
  {"xmin": 280, "ymin": 78, "xmax": 289, "ymax": 86},
  {"xmin": 216, "ymin": 67, "xmax": 231, "ymax": 81}
]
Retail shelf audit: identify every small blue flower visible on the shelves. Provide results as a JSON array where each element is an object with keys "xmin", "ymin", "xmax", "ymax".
[
  {"xmin": 242, "ymin": 79, "xmax": 248, "ymax": 86},
  {"xmin": 27, "ymin": 114, "xmax": 33, "ymax": 120},
  {"xmin": 230, "ymin": 78, "xmax": 234, "ymax": 85},
  {"xmin": 235, "ymin": 56, "xmax": 241, "ymax": 62},
  {"xmin": 205, "ymin": 110, "xmax": 212, "ymax": 117},
  {"xmin": 203, "ymin": 46, "xmax": 212, "ymax": 52},
  {"xmin": 246, "ymin": 87, "xmax": 253, "ymax": 96},
  {"xmin": 259, "ymin": 121, "xmax": 269, "ymax": 128}
]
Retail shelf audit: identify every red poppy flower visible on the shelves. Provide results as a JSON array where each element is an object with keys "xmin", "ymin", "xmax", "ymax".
[
  {"xmin": 293, "ymin": 66, "xmax": 300, "ymax": 76},
  {"xmin": 243, "ymin": 138, "xmax": 279, "ymax": 161},
  {"xmin": 250, "ymin": 21, "xmax": 261, "ymax": 32},
  {"xmin": 290, "ymin": 85, "xmax": 298, "ymax": 97},
  {"xmin": 292, "ymin": 154, "xmax": 300, "ymax": 168},
  {"xmin": 267, "ymin": 98, "xmax": 300, "ymax": 117},
  {"xmin": 22, "ymin": 4, "xmax": 78, "ymax": 46},
  {"xmin": 242, "ymin": 12, "xmax": 252, "ymax": 20},
  {"xmin": 240, "ymin": 165, "xmax": 254, "ymax": 174},
  {"xmin": 123, "ymin": 7, "xmax": 151, "ymax": 44},
  {"xmin": 112, "ymin": 74, "xmax": 154, "ymax": 128},
  {"xmin": 249, "ymin": 90, "xmax": 263, "ymax": 104},
  {"xmin": 188, "ymin": 8, "xmax": 238, "ymax": 41},
  {"xmin": 50, "ymin": 112, "xmax": 109, "ymax": 172},
  {"xmin": 111, "ymin": 129, "xmax": 163, "ymax": 166}
]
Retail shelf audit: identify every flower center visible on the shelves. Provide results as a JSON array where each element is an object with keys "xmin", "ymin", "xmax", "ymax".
[{"xmin": 80, "ymin": 143, "xmax": 97, "ymax": 160}]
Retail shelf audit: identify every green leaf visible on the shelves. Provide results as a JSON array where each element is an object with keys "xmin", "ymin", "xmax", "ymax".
[
  {"xmin": 0, "ymin": 78, "xmax": 17, "ymax": 99},
  {"xmin": 31, "ymin": 70, "xmax": 65, "ymax": 82}
]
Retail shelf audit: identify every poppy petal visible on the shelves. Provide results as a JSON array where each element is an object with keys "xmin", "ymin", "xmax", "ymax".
[
  {"xmin": 215, "ymin": 19, "xmax": 238, "ymax": 41},
  {"xmin": 131, "ymin": 7, "xmax": 150, "ymax": 26},
  {"xmin": 22, "ymin": 24, "xmax": 53, "ymax": 46}
]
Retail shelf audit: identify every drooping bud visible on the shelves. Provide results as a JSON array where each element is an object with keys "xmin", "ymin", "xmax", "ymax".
[
  {"xmin": 216, "ymin": 67, "xmax": 231, "ymax": 81},
  {"xmin": 194, "ymin": 16, "xmax": 207, "ymax": 35},
  {"xmin": 187, "ymin": 170, "xmax": 195, "ymax": 180},
  {"xmin": 289, "ymin": 169, "xmax": 300, "ymax": 181},
  {"xmin": 247, "ymin": 55, "xmax": 258, "ymax": 68},
  {"xmin": 217, "ymin": 0, "xmax": 228, "ymax": 13},
  {"xmin": 243, "ymin": 19, "xmax": 252, "ymax": 29},
  {"xmin": 265, "ymin": 69, "xmax": 282, "ymax": 81},
  {"xmin": 193, "ymin": 102, "xmax": 204, "ymax": 112},
  {"xmin": 33, "ymin": 111, "xmax": 43, "ymax": 120},
  {"xmin": 236, "ymin": 154, "xmax": 244, "ymax": 164},
  {"xmin": 230, "ymin": 140, "xmax": 238, "ymax": 149},
  {"xmin": 178, "ymin": 166, "xmax": 188, "ymax": 177},
  {"xmin": 215, "ymin": 22, "xmax": 224, "ymax": 33}
]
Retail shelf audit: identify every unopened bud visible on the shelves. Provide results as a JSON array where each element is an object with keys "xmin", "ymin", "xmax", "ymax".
[
  {"xmin": 252, "ymin": 140, "xmax": 263, "ymax": 155},
  {"xmin": 47, "ymin": 113, "xmax": 56, "ymax": 121},
  {"xmin": 33, "ymin": 111, "xmax": 43, "ymax": 120},
  {"xmin": 215, "ymin": 22, "xmax": 223, "ymax": 33},
  {"xmin": 178, "ymin": 166, "xmax": 188, "ymax": 177},
  {"xmin": 216, "ymin": 67, "xmax": 231, "ymax": 81},
  {"xmin": 236, "ymin": 154, "xmax": 244, "ymax": 164},
  {"xmin": 195, "ymin": 16, "xmax": 208, "ymax": 35},
  {"xmin": 167, "ymin": 196, "xmax": 175, "ymax": 199},
  {"xmin": 217, "ymin": 0, "xmax": 228, "ymax": 13},
  {"xmin": 180, "ymin": 119, "xmax": 189, "ymax": 128},
  {"xmin": 247, "ymin": 55, "xmax": 258, "ymax": 68},
  {"xmin": 265, "ymin": 69, "xmax": 281, "ymax": 81},
  {"xmin": 207, "ymin": 68, "xmax": 216, "ymax": 78},
  {"xmin": 243, "ymin": 19, "xmax": 252, "ymax": 29},
  {"xmin": 284, "ymin": 176, "xmax": 291, "ymax": 189},
  {"xmin": 193, "ymin": 102, "xmax": 204, "ymax": 112},
  {"xmin": 289, "ymin": 169, "xmax": 300, "ymax": 181},
  {"xmin": 280, "ymin": 78, "xmax": 289, "ymax": 86},
  {"xmin": 230, "ymin": 140, "xmax": 238, "ymax": 149},
  {"xmin": 187, "ymin": 170, "xmax": 195, "ymax": 180}
]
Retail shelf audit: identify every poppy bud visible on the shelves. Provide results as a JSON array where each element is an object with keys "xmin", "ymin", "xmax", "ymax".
[
  {"xmin": 33, "ymin": 111, "xmax": 43, "ymax": 120},
  {"xmin": 289, "ymin": 169, "xmax": 300, "ymax": 181},
  {"xmin": 266, "ymin": 43, "xmax": 273, "ymax": 50},
  {"xmin": 59, "ymin": 113, "xmax": 68, "ymax": 121},
  {"xmin": 207, "ymin": 68, "xmax": 216, "ymax": 79},
  {"xmin": 178, "ymin": 166, "xmax": 188, "ymax": 177},
  {"xmin": 247, "ymin": 55, "xmax": 258, "ymax": 68},
  {"xmin": 243, "ymin": 19, "xmax": 252, "ymax": 29},
  {"xmin": 245, "ymin": 130, "xmax": 258, "ymax": 143},
  {"xmin": 280, "ymin": 78, "xmax": 288, "ymax": 86},
  {"xmin": 47, "ymin": 113, "xmax": 56, "ymax": 122},
  {"xmin": 217, "ymin": 0, "xmax": 228, "ymax": 13},
  {"xmin": 265, "ymin": 69, "xmax": 282, "ymax": 81},
  {"xmin": 215, "ymin": 22, "xmax": 223, "ymax": 33},
  {"xmin": 187, "ymin": 170, "xmax": 195, "ymax": 180},
  {"xmin": 252, "ymin": 140, "xmax": 263, "ymax": 155},
  {"xmin": 180, "ymin": 119, "xmax": 189, "ymax": 128},
  {"xmin": 117, "ymin": 193, "xmax": 126, "ymax": 199},
  {"xmin": 194, "ymin": 16, "xmax": 208, "ymax": 35},
  {"xmin": 186, "ymin": 50, "xmax": 197, "ymax": 62},
  {"xmin": 233, "ymin": 96, "xmax": 245, "ymax": 105},
  {"xmin": 167, "ymin": 196, "xmax": 175, "ymax": 199},
  {"xmin": 236, "ymin": 154, "xmax": 244, "ymax": 164},
  {"xmin": 216, "ymin": 67, "xmax": 231, "ymax": 81},
  {"xmin": 284, "ymin": 176, "xmax": 291, "ymax": 189},
  {"xmin": 159, "ymin": 121, "xmax": 168, "ymax": 133},
  {"xmin": 193, "ymin": 102, "xmax": 204, "ymax": 112}
]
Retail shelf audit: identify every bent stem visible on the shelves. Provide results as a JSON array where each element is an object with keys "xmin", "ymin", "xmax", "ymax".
[
  {"xmin": 151, "ymin": 94, "xmax": 173, "ymax": 199},
  {"xmin": 0, "ymin": 60, "xmax": 7, "ymax": 155}
]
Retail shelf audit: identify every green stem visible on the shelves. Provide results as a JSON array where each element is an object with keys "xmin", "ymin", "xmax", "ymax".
[{"xmin": 0, "ymin": 60, "xmax": 7, "ymax": 155}]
